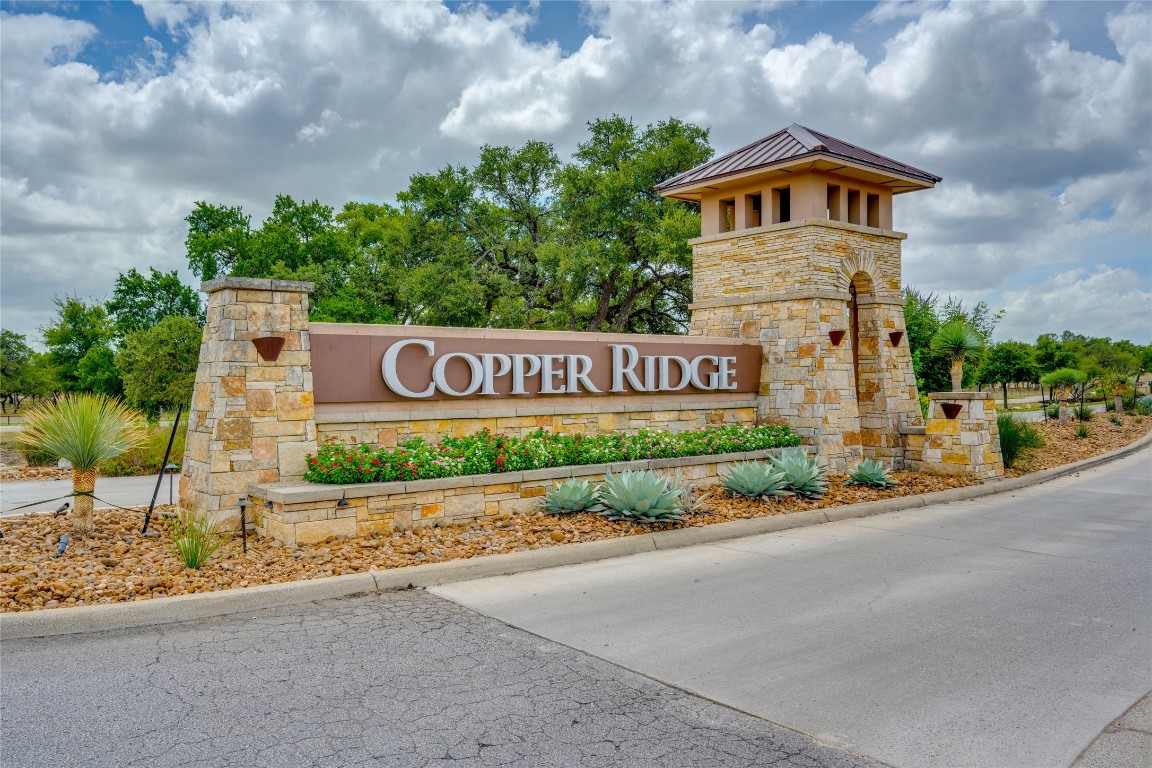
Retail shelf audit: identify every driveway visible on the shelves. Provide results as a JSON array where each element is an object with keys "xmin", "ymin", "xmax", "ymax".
[
  {"xmin": 0, "ymin": 474, "xmax": 170, "ymax": 516},
  {"xmin": 434, "ymin": 447, "xmax": 1152, "ymax": 768}
]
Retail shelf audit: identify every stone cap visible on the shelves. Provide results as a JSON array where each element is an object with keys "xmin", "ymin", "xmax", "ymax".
[
  {"xmin": 201, "ymin": 277, "xmax": 315, "ymax": 294},
  {"xmin": 927, "ymin": 391, "xmax": 993, "ymax": 401}
]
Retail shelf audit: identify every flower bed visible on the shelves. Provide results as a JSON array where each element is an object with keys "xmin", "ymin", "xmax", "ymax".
[{"xmin": 305, "ymin": 424, "xmax": 802, "ymax": 485}]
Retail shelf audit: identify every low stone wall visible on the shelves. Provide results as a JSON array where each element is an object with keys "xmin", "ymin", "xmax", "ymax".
[
  {"xmin": 903, "ymin": 392, "xmax": 1003, "ymax": 480},
  {"xmin": 315, "ymin": 399, "xmax": 759, "ymax": 446},
  {"xmin": 248, "ymin": 447, "xmax": 800, "ymax": 546}
]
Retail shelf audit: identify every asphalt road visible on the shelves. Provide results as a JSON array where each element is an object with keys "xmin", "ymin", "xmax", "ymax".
[
  {"xmin": 0, "ymin": 474, "xmax": 170, "ymax": 516},
  {"xmin": 434, "ymin": 447, "xmax": 1152, "ymax": 768},
  {"xmin": 1, "ymin": 591, "xmax": 883, "ymax": 768}
]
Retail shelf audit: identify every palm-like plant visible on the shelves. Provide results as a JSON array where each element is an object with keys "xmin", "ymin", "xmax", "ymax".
[
  {"xmin": 1040, "ymin": 368, "xmax": 1087, "ymax": 423},
  {"xmin": 931, "ymin": 321, "xmax": 983, "ymax": 391},
  {"xmin": 19, "ymin": 394, "xmax": 148, "ymax": 534}
]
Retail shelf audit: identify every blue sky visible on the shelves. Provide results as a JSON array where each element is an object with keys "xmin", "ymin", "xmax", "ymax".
[{"xmin": 1, "ymin": 0, "xmax": 1149, "ymax": 343}]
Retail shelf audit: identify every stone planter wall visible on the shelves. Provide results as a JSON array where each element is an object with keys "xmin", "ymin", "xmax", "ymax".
[
  {"xmin": 248, "ymin": 447, "xmax": 803, "ymax": 546},
  {"xmin": 902, "ymin": 392, "xmax": 1004, "ymax": 480}
]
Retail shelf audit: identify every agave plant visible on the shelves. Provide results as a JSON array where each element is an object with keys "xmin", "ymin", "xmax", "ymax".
[
  {"xmin": 19, "ymin": 394, "xmax": 147, "ymax": 534},
  {"xmin": 769, "ymin": 448, "xmax": 827, "ymax": 499},
  {"xmin": 719, "ymin": 461, "xmax": 793, "ymax": 499},
  {"xmin": 930, "ymin": 321, "xmax": 984, "ymax": 391},
  {"xmin": 598, "ymin": 470, "xmax": 687, "ymax": 523},
  {"xmin": 542, "ymin": 478, "xmax": 603, "ymax": 514},
  {"xmin": 846, "ymin": 458, "xmax": 897, "ymax": 489}
]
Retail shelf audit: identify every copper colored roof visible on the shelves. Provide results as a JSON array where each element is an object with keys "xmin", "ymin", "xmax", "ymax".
[{"xmin": 656, "ymin": 124, "xmax": 941, "ymax": 193}]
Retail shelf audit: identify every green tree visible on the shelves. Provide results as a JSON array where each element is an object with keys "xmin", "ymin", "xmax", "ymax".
[
  {"xmin": 554, "ymin": 116, "xmax": 711, "ymax": 332},
  {"xmin": 115, "ymin": 315, "xmax": 202, "ymax": 417},
  {"xmin": 977, "ymin": 341, "xmax": 1039, "ymax": 409},
  {"xmin": 0, "ymin": 330, "xmax": 32, "ymax": 411},
  {"xmin": 106, "ymin": 267, "xmax": 203, "ymax": 338},
  {"xmin": 185, "ymin": 202, "xmax": 252, "ymax": 281},
  {"xmin": 902, "ymin": 289, "xmax": 950, "ymax": 392},
  {"xmin": 1034, "ymin": 333, "xmax": 1079, "ymax": 374},
  {"xmin": 42, "ymin": 297, "xmax": 119, "ymax": 395}
]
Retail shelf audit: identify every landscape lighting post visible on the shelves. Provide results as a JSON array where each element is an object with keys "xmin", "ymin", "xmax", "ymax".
[
  {"xmin": 237, "ymin": 497, "xmax": 249, "ymax": 553},
  {"xmin": 165, "ymin": 463, "xmax": 179, "ymax": 506}
]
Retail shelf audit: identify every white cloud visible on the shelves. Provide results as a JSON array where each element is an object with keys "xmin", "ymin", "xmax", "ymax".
[
  {"xmin": 997, "ymin": 267, "xmax": 1152, "ymax": 342},
  {"xmin": 0, "ymin": 0, "xmax": 1149, "ymax": 344}
]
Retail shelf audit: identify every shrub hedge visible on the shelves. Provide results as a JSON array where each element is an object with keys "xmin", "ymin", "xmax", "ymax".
[{"xmin": 305, "ymin": 424, "xmax": 803, "ymax": 485}]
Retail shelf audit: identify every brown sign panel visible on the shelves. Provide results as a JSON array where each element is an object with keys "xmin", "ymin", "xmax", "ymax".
[{"xmin": 311, "ymin": 324, "xmax": 760, "ymax": 404}]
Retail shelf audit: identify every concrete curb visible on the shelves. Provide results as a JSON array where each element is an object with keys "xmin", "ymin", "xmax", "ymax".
[{"xmin": 5, "ymin": 430, "xmax": 1150, "ymax": 640}]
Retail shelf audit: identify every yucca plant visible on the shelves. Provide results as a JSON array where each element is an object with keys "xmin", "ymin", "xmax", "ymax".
[
  {"xmin": 542, "ymin": 478, "xmax": 603, "ymax": 514},
  {"xmin": 930, "ymin": 321, "xmax": 984, "ymax": 391},
  {"xmin": 769, "ymin": 448, "xmax": 827, "ymax": 499},
  {"xmin": 18, "ymin": 394, "xmax": 148, "ymax": 534},
  {"xmin": 846, "ymin": 458, "xmax": 897, "ymax": 489},
  {"xmin": 169, "ymin": 512, "xmax": 228, "ymax": 569},
  {"xmin": 598, "ymin": 470, "xmax": 687, "ymax": 524},
  {"xmin": 719, "ymin": 461, "xmax": 793, "ymax": 499},
  {"xmin": 1040, "ymin": 368, "xmax": 1086, "ymax": 422},
  {"xmin": 1074, "ymin": 422, "xmax": 1091, "ymax": 439}
]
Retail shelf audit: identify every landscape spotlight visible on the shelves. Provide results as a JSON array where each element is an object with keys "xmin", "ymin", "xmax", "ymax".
[{"xmin": 54, "ymin": 502, "xmax": 70, "ymax": 518}]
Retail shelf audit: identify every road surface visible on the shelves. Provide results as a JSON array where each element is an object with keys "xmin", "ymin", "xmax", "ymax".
[
  {"xmin": 0, "ymin": 474, "xmax": 171, "ymax": 516},
  {"xmin": 434, "ymin": 447, "xmax": 1152, "ymax": 768}
]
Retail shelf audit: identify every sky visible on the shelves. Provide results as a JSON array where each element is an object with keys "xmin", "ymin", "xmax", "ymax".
[{"xmin": 1, "ymin": 0, "xmax": 1149, "ymax": 345}]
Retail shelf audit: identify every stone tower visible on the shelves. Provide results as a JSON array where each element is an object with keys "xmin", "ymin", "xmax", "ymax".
[{"xmin": 660, "ymin": 124, "xmax": 941, "ymax": 468}]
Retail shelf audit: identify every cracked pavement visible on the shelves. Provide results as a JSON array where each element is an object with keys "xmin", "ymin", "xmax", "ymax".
[{"xmin": 2, "ymin": 589, "xmax": 882, "ymax": 768}]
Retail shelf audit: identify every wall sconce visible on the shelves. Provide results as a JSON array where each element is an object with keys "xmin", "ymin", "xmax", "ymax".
[
  {"xmin": 252, "ymin": 336, "xmax": 285, "ymax": 361},
  {"xmin": 939, "ymin": 402, "xmax": 964, "ymax": 419},
  {"xmin": 828, "ymin": 330, "xmax": 846, "ymax": 346},
  {"xmin": 888, "ymin": 331, "xmax": 904, "ymax": 347},
  {"xmin": 336, "ymin": 498, "xmax": 349, "ymax": 508}
]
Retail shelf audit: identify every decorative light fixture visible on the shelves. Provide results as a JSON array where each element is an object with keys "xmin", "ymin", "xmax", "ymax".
[
  {"xmin": 829, "ymin": 330, "xmax": 846, "ymax": 346},
  {"xmin": 889, "ymin": 331, "xmax": 904, "ymax": 347},
  {"xmin": 336, "ymin": 498, "xmax": 349, "ymax": 508},
  {"xmin": 237, "ymin": 496, "xmax": 250, "ymax": 553},
  {"xmin": 940, "ymin": 402, "xmax": 964, "ymax": 419},
  {"xmin": 252, "ymin": 336, "xmax": 285, "ymax": 361},
  {"xmin": 164, "ymin": 462, "xmax": 179, "ymax": 506}
]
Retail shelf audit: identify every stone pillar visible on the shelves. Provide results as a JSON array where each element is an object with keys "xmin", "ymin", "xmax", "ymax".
[
  {"xmin": 904, "ymin": 392, "xmax": 1004, "ymax": 479},
  {"xmin": 180, "ymin": 278, "xmax": 317, "ymax": 523},
  {"xmin": 688, "ymin": 218, "xmax": 922, "ymax": 470}
]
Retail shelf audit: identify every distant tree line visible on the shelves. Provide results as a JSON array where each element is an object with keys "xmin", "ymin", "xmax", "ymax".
[
  {"xmin": 902, "ymin": 288, "xmax": 1152, "ymax": 405},
  {"xmin": 2, "ymin": 114, "xmax": 1148, "ymax": 418}
]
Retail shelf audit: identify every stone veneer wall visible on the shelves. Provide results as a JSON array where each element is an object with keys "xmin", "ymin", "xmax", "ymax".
[
  {"xmin": 688, "ymin": 217, "xmax": 922, "ymax": 469},
  {"xmin": 315, "ymin": 400, "xmax": 759, "ymax": 447},
  {"xmin": 903, "ymin": 392, "xmax": 1004, "ymax": 480},
  {"xmin": 180, "ymin": 278, "xmax": 318, "ymax": 523},
  {"xmin": 248, "ymin": 447, "xmax": 799, "ymax": 546}
]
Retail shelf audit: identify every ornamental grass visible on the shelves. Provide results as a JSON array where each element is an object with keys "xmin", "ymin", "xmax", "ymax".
[{"xmin": 305, "ymin": 424, "xmax": 802, "ymax": 485}]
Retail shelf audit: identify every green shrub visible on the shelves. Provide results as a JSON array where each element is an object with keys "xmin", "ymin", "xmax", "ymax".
[
  {"xmin": 719, "ymin": 461, "xmax": 792, "ymax": 499},
  {"xmin": 1072, "ymin": 403, "xmax": 1093, "ymax": 422},
  {"xmin": 1135, "ymin": 397, "xmax": 1152, "ymax": 416},
  {"xmin": 169, "ymin": 513, "xmax": 227, "ymax": 569},
  {"xmin": 305, "ymin": 423, "xmax": 803, "ymax": 485},
  {"xmin": 1044, "ymin": 404, "xmax": 1059, "ymax": 419},
  {"xmin": 598, "ymin": 470, "xmax": 687, "ymax": 524},
  {"xmin": 996, "ymin": 415, "xmax": 1043, "ymax": 468},
  {"xmin": 542, "ymin": 478, "xmax": 602, "ymax": 515},
  {"xmin": 847, "ymin": 458, "xmax": 897, "ymax": 489},
  {"xmin": 1110, "ymin": 415, "xmax": 1123, "ymax": 426},
  {"xmin": 769, "ymin": 448, "xmax": 827, "ymax": 499},
  {"xmin": 98, "ymin": 422, "xmax": 187, "ymax": 477}
]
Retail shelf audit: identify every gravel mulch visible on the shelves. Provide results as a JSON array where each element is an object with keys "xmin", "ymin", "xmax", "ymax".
[
  {"xmin": 3, "ymin": 414, "xmax": 1147, "ymax": 614},
  {"xmin": 1, "ymin": 472, "xmax": 976, "ymax": 613},
  {"xmin": 1007, "ymin": 412, "xmax": 1151, "ymax": 476}
]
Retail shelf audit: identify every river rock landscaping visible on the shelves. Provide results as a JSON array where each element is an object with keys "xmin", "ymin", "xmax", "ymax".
[{"xmin": 2, "ymin": 415, "xmax": 1148, "ymax": 613}]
